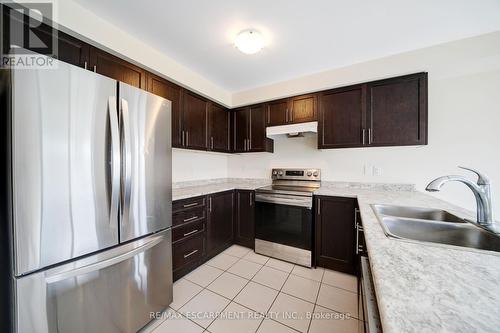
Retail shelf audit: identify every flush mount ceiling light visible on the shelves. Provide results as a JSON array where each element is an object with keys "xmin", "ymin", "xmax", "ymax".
[{"xmin": 234, "ymin": 30, "xmax": 264, "ymax": 55}]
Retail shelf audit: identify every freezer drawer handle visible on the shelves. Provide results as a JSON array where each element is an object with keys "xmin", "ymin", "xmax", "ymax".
[
  {"xmin": 45, "ymin": 233, "xmax": 165, "ymax": 284},
  {"xmin": 183, "ymin": 229, "xmax": 198, "ymax": 237},
  {"xmin": 183, "ymin": 202, "xmax": 198, "ymax": 208},
  {"xmin": 184, "ymin": 249, "xmax": 198, "ymax": 258},
  {"xmin": 183, "ymin": 216, "xmax": 198, "ymax": 223}
]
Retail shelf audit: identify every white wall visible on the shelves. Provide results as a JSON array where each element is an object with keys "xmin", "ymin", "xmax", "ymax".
[
  {"xmin": 229, "ymin": 32, "xmax": 500, "ymax": 216},
  {"xmin": 172, "ymin": 149, "xmax": 229, "ymax": 182}
]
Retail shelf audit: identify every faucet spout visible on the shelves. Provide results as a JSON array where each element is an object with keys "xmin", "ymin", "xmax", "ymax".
[{"xmin": 426, "ymin": 171, "xmax": 493, "ymax": 226}]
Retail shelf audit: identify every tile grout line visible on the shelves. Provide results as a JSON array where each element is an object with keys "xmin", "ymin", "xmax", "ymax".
[
  {"xmin": 305, "ymin": 268, "xmax": 325, "ymax": 333},
  {"xmin": 176, "ymin": 249, "xmax": 252, "ymax": 332},
  {"xmin": 205, "ymin": 248, "xmax": 269, "ymax": 333}
]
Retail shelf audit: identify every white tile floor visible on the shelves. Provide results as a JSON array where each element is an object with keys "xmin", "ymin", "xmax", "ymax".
[{"xmin": 143, "ymin": 245, "xmax": 362, "ymax": 333}]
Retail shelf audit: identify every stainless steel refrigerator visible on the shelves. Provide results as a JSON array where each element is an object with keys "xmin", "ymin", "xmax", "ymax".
[{"xmin": 0, "ymin": 54, "xmax": 173, "ymax": 333}]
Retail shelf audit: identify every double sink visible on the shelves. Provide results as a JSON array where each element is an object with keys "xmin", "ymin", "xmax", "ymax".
[{"xmin": 372, "ymin": 204, "xmax": 500, "ymax": 252}]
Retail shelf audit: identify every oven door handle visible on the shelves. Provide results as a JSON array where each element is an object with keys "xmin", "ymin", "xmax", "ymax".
[{"xmin": 255, "ymin": 193, "xmax": 312, "ymax": 208}]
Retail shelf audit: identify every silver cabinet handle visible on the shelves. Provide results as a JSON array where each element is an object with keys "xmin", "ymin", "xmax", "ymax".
[
  {"xmin": 285, "ymin": 108, "xmax": 289, "ymax": 122},
  {"xmin": 368, "ymin": 128, "xmax": 372, "ymax": 145},
  {"xmin": 356, "ymin": 223, "xmax": 360, "ymax": 255},
  {"xmin": 317, "ymin": 198, "xmax": 321, "ymax": 215},
  {"xmin": 267, "ymin": 109, "xmax": 270, "ymax": 124},
  {"xmin": 209, "ymin": 197, "xmax": 212, "ymax": 212},
  {"xmin": 84, "ymin": 61, "xmax": 88, "ymax": 70},
  {"xmin": 290, "ymin": 108, "xmax": 293, "ymax": 122},
  {"xmin": 183, "ymin": 229, "xmax": 198, "ymax": 237},
  {"xmin": 120, "ymin": 98, "xmax": 132, "ymax": 225},
  {"xmin": 183, "ymin": 249, "xmax": 198, "ymax": 258},
  {"xmin": 181, "ymin": 130, "xmax": 185, "ymax": 146},
  {"xmin": 93, "ymin": 65, "xmax": 97, "ymax": 72},
  {"xmin": 210, "ymin": 136, "xmax": 214, "ymax": 149},
  {"xmin": 107, "ymin": 96, "xmax": 120, "ymax": 227},
  {"xmin": 183, "ymin": 216, "xmax": 198, "ymax": 223},
  {"xmin": 183, "ymin": 202, "xmax": 198, "ymax": 208},
  {"xmin": 249, "ymin": 192, "xmax": 253, "ymax": 206},
  {"xmin": 362, "ymin": 129, "xmax": 366, "ymax": 145},
  {"xmin": 186, "ymin": 131, "xmax": 189, "ymax": 146},
  {"xmin": 354, "ymin": 208, "xmax": 360, "ymax": 228}
]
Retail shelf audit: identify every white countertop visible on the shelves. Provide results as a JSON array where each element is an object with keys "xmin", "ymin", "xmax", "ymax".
[{"xmin": 172, "ymin": 179, "xmax": 500, "ymax": 332}]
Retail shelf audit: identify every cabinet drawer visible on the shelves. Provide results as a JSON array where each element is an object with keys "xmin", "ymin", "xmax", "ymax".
[
  {"xmin": 173, "ymin": 206, "xmax": 206, "ymax": 227},
  {"xmin": 173, "ymin": 233, "xmax": 204, "ymax": 271},
  {"xmin": 173, "ymin": 196, "xmax": 206, "ymax": 212},
  {"xmin": 173, "ymin": 220, "xmax": 205, "ymax": 242}
]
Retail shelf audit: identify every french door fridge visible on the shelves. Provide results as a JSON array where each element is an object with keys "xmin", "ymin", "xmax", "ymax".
[{"xmin": 1, "ymin": 54, "xmax": 172, "ymax": 333}]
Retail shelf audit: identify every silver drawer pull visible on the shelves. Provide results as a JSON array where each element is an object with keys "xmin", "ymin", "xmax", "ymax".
[
  {"xmin": 183, "ymin": 229, "xmax": 198, "ymax": 237},
  {"xmin": 183, "ymin": 202, "xmax": 198, "ymax": 208},
  {"xmin": 183, "ymin": 216, "xmax": 198, "ymax": 222},
  {"xmin": 184, "ymin": 250, "xmax": 198, "ymax": 258}
]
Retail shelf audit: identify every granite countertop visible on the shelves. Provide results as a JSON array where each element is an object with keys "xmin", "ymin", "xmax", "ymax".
[
  {"xmin": 316, "ymin": 183, "xmax": 500, "ymax": 333},
  {"xmin": 172, "ymin": 179, "xmax": 500, "ymax": 332},
  {"xmin": 172, "ymin": 178, "xmax": 271, "ymax": 201}
]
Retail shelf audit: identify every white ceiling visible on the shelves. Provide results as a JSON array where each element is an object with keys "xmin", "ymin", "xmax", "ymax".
[{"xmin": 74, "ymin": 0, "xmax": 500, "ymax": 92}]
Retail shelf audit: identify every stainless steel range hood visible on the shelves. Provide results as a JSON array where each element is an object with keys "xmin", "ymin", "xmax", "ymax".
[{"xmin": 266, "ymin": 121, "xmax": 317, "ymax": 138}]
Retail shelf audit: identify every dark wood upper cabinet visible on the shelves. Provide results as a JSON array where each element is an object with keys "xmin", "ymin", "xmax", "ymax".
[
  {"xmin": 367, "ymin": 73, "xmax": 428, "ymax": 146},
  {"xmin": 289, "ymin": 93, "xmax": 317, "ymax": 124},
  {"xmin": 318, "ymin": 73, "xmax": 427, "ymax": 149},
  {"xmin": 315, "ymin": 196, "xmax": 356, "ymax": 274},
  {"xmin": 265, "ymin": 94, "xmax": 317, "ymax": 127},
  {"xmin": 182, "ymin": 90, "xmax": 208, "ymax": 150},
  {"xmin": 207, "ymin": 191, "xmax": 234, "ymax": 258},
  {"xmin": 266, "ymin": 99, "xmax": 288, "ymax": 126},
  {"xmin": 249, "ymin": 104, "xmax": 266, "ymax": 151},
  {"xmin": 233, "ymin": 108, "xmax": 249, "ymax": 153},
  {"xmin": 208, "ymin": 103, "xmax": 230, "ymax": 152},
  {"xmin": 89, "ymin": 47, "xmax": 146, "ymax": 88},
  {"xmin": 234, "ymin": 190, "xmax": 255, "ymax": 249},
  {"xmin": 146, "ymin": 73, "xmax": 183, "ymax": 148},
  {"xmin": 233, "ymin": 105, "xmax": 272, "ymax": 153},
  {"xmin": 318, "ymin": 85, "xmax": 366, "ymax": 149}
]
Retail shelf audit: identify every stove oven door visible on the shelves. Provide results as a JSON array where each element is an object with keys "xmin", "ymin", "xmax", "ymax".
[{"xmin": 254, "ymin": 193, "xmax": 312, "ymax": 266}]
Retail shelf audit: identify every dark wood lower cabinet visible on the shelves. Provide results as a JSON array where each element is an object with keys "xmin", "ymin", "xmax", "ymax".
[
  {"xmin": 315, "ymin": 196, "xmax": 357, "ymax": 274},
  {"xmin": 234, "ymin": 190, "xmax": 255, "ymax": 248},
  {"xmin": 206, "ymin": 191, "xmax": 234, "ymax": 259},
  {"xmin": 172, "ymin": 232, "xmax": 205, "ymax": 281}
]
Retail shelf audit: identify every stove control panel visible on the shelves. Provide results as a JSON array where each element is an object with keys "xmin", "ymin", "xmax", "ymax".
[{"xmin": 271, "ymin": 168, "xmax": 321, "ymax": 181}]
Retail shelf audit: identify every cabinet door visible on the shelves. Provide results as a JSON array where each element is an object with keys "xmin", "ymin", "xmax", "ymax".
[
  {"xmin": 249, "ymin": 104, "xmax": 266, "ymax": 151},
  {"xmin": 367, "ymin": 73, "xmax": 427, "ymax": 146},
  {"xmin": 266, "ymin": 99, "xmax": 288, "ymax": 126},
  {"xmin": 289, "ymin": 93, "xmax": 317, "ymax": 124},
  {"xmin": 146, "ymin": 74, "xmax": 183, "ymax": 148},
  {"xmin": 207, "ymin": 191, "xmax": 234, "ymax": 257},
  {"xmin": 233, "ymin": 108, "xmax": 248, "ymax": 152},
  {"xmin": 234, "ymin": 190, "xmax": 255, "ymax": 248},
  {"xmin": 182, "ymin": 90, "xmax": 208, "ymax": 150},
  {"xmin": 315, "ymin": 196, "xmax": 356, "ymax": 274},
  {"xmin": 318, "ymin": 85, "xmax": 365, "ymax": 149},
  {"xmin": 89, "ymin": 47, "xmax": 146, "ymax": 88},
  {"xmin": 208, "ymin": 103, "xmax": 230, "ymax": 152}
]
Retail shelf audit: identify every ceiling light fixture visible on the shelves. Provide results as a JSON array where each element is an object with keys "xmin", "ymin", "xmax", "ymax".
[{"xmin": 234, "ymin": 30, "xmax": 264, "ymax": 55}]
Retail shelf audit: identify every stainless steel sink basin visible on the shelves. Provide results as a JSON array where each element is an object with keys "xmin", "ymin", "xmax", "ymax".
[
  {"xmin": 372, "ymin": 204, "xmax": 465, "ymax": 223},
  {"xmin": 372, "ymin": 205, "xmax": 500, "ymax": 252}
]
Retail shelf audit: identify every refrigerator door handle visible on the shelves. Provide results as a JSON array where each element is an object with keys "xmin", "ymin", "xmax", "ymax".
[
  {"xmin": 108, "ymin": 97, "xmax": 121, "ymax": 227},
  {"xmin": 120, "ymin": 98, "xmax": 132, "ymax": 224},
  {"xmin": 45, "ymin": 233, "xmax": 164, "ymax": 284}
]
